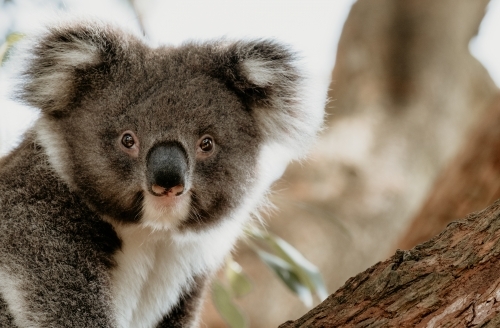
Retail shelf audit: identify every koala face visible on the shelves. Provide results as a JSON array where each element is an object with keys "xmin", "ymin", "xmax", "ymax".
[
  {"xmin": 18, "ymin": 22, "xmax": 320, "ymax": 231},
  {"xmin": 49, "ymin": 54, "xmax": 260, "ymax": 230}
]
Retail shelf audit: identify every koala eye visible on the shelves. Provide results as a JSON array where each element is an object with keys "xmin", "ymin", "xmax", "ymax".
[
  {"xmin": 197, "ymin": 135, "xmax": 215, "ymax": 158},
  {"xmin": 119, "ymin": 130, "xmax": 140, "ymax": 157},
  {"xmin": 200, "ymin": 137, "xmax": 213, "ymax": 152},
  {"xmin": 121, "ymin": 134, "xmax": 135, "ymax": 148}
]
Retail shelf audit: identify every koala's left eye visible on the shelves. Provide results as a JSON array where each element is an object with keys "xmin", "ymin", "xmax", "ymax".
[
  {"xmin": 197, "ymin": 135, "xmax": 215, "ymax": 158},
  {"xmin": 200, "ymin": 137, "xmax": 213, "ymax": 152}
]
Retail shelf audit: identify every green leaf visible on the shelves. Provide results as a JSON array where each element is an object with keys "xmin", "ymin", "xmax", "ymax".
[
  {"xmin": 212, "ymin": 281, "xmax": 247, "ymax": 328},
  {"xmin": 269, "ymin": 235, "xmax": 329, "ymax": 301},
  {"xmin": 255, "ymin": 249, "xmax": 313, "ymax": 307},
  {"xmin": 0, "ymin": 33, "xmax": 24, "ymax": 66},
  {"xmin": 225, "ymin": 259, "xmax": 252, "ymax": 298},
  {"xmin": 247, "ymin": 226, "xmax": 328, "ymax": 304}
]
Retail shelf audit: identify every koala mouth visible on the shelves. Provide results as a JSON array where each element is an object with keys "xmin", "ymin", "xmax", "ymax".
[
  {"xmin": 151, "ymin": 184, "xmax": 185, "ymax": 197},
  {"xmin": 147, "ymin": 182, "xmax": 190, "ymax": 209},
  {"xmin": 141, "ymin": 188, "xmax": 192, "ymax": 230}
]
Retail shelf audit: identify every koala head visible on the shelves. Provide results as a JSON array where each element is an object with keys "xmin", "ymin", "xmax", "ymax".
[{"xmin": 16, "ymin": 21, "xmax": 321, "ymax": 231}]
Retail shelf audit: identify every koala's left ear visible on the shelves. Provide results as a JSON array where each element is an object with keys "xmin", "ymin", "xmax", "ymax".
[{"xmin": 192, "ymin": 40, "xmax": 322, "ymax": 156}]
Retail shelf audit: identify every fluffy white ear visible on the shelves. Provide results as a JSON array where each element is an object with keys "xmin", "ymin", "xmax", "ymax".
[
  {"xmin": 17, "ymin": 22, "xmax": 131, "ymax": 115},
  {"xmin": 190, "ymin": 40, "xmax": 324, "ymax": 158}
]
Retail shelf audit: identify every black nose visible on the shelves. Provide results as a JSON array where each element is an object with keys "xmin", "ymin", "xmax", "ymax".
[{"xmin": 146, "ymin": 142, "xmax": 188, "ymax": 196}]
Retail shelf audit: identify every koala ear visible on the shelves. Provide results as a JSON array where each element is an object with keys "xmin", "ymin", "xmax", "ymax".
[
  {"xmin": 193, "ymin": 40, "xmax": 322, "ymax": 156},
  {"xmin": 16, "ymin": 22, "xmax": 127, "ymax": 115}
]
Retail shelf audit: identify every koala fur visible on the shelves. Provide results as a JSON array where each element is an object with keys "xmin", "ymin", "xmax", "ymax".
[{"xmin": 0, "ymin": 20, "xmax": 323, "ymax": 327}]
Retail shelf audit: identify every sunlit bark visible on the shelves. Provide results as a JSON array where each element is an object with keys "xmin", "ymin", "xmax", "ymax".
[{"xmin": 280, "ymin": 200, "xmax": 500, "ymax": 327}]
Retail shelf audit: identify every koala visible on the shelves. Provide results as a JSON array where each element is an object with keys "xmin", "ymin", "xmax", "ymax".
[{"xmin": 0, "ymin": 20, "xmax": 323, "ymax": 328}]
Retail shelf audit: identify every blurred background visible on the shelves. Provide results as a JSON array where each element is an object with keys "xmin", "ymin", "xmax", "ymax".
[{"xmin": 2, "ymin": 0, "xmax": 500, "ymax": 327}]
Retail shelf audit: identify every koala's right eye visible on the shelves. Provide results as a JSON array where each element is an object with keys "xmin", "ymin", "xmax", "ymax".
[
  {"xmin": 119, "ymin": 131, "xmax": 140, "ymax": 157},
  {"xmin": 122, "ymin": 134, "xmax": 135, "ymax": 148}
]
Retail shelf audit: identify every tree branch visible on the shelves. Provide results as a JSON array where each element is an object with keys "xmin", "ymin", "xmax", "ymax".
[{"xmin": 280, "ymin": 200, "xmax": 500, "ymax": 327}]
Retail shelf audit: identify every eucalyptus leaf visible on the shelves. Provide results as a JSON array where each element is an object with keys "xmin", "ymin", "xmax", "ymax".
[
  {"xmin": 0, "ymin": 33, "xmax": 24, "ymax": 66},
  {"xmin": 270, "ymin": 235, "xmax": 328, "ymax": 301},
  {"xmin": 212, "ymin": 281, "xmax": 247, "ymax": 328},
  {"xmin": 225, "ymin": 259, "xmax": 252, "ymax": 298},
  {"xmin": 255, "ymin": 250, "xmax": 313, "ymax": 307},
  {"xmin": 247, "ymin": 226, "xmax": 328, "ymax": 302}
]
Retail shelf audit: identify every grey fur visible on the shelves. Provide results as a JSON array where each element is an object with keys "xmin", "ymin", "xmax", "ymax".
[
  {"xmin": 155, "ymin": 275, "xmax": 207, "ymax": 328},
  {"xmin": 0, "ymin": 20, "xmax": 316, "ymax": 327},
  {"xmin": 0, "ymin": 295, "xmax": 15, "ymax": 325}
]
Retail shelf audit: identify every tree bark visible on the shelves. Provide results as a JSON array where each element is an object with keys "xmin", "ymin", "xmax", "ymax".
[
  {"xmin": 279, "ymin": 199, "xmax": 500, "ymax": 327},
  {"xmin": 397, "ymin": 94, "xmax": 500, "ymax": 250}
]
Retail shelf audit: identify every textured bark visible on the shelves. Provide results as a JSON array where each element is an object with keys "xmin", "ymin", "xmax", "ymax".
[
  {"xmin": 279, "ymin": 200, "xmax": 500, "ymax": 327},
  {"xmin": 397, "ymin": 94, "xmax": 500, "ymax": 250}
]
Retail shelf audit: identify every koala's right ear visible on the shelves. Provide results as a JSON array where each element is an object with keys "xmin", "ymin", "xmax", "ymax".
[{"xmin": 17, "ymin": 22, "xmax": 129, "ymax": 115}]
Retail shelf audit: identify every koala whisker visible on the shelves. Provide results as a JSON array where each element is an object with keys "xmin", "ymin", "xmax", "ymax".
[{"xmin": 188, "ymin": 206, "xmax": 202, "ymax": 224}]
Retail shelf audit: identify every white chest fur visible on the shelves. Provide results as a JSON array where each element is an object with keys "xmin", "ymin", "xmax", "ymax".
[
  {"xmin": 110, "ymin": 226, "xmax": 180, "ymax": 328},
  {"xmin": 109, "ymin": 220, "xmax": 243, "ymax": 328}
]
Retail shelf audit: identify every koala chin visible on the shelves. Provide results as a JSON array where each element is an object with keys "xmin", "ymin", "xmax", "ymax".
[{"xmin": 0, "ymin": 20, "xmax": 324, "ymax": 328}]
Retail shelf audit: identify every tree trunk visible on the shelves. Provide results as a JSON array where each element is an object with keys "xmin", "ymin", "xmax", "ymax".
[
  {"xmin": 279, "ymin": 199, "xmax": 500, "ymax": 327},
  {"xmin": 397, "ymin": 94, "xmax": 500, "ymax": 250}
]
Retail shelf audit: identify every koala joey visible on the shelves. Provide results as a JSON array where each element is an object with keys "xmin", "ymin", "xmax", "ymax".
[{"xmin": 0, "ymin": 20, "xmax": 323, "ymax": 327}]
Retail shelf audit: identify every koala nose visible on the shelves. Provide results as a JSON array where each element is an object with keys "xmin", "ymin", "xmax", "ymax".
[{"xmin": 146, "ymin": 142, "xmax": 188, "ymax": 197}]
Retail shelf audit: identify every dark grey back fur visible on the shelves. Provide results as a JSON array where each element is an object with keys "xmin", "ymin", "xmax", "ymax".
[{"xmin": 0, "ymin": 138, "xmax": 121, "ymax": 326}]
